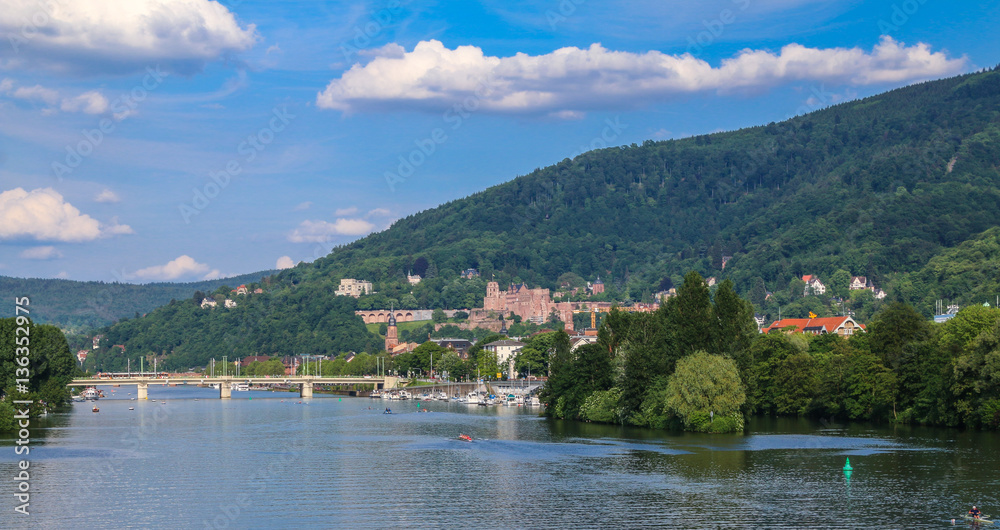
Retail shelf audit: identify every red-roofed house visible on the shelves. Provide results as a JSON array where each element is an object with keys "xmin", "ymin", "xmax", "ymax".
[
  {"xmin": 802, "ymin": 275, "xmax": 826, "ymax": 295},
  {"xmin": 764, "ymin": 316, "xmax": 866, "ymax": 337}
]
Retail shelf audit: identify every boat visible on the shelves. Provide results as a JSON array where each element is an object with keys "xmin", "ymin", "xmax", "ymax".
[
  {"xmin": 398, "ymin": 390, "xmax": 412, "ymax": 400},
  {"xmin": 231, "ymin": 382, "xmax": 249, "ymax": 391},
  {"xmin": 82, "ymin": 387, "xmax": 100, "ymax": 400},
  {"xmin": 458, "ymin": 434, "xmax": 472, "ymax": 442},
  {"xmin": 383, "ymin": 408, "xmax": 393, "ymax": 414},
  {"xmin": 964, "ymin": 515, "xmax": 994, "ymax": 525},
  {"xmin": 92, "ymin": 405, "xmax": 99, "ymax": 413},
  {"xmin": 72, "ymin": 395, "xmax": 85, "ymax": 402},
  {"xmin": 465, "ymin": 391, "xmax": 480, "ymax": 404},
  {"xmin": 128, "ymin": 407, "xmax": 134, "ymax": 410}
]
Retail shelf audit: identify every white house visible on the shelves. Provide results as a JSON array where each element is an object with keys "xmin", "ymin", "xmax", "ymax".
[
  {"xmin": 224, "ymin": 299, "xmax": 237, "ymax": 308},
  {"xmin": 802, "ymin": 275, "xmax": 826, "ymax": 296},
  {"xmin": 335, "ymin": 278, "xmax": 373, "ymax": 297},
  {"xmin": 849, "ymin": 276, "xmax": 869, "ymax": 290},
  {"xmin": 201, "ymin": 298, "xmax": 218, "ymax": 308},
  {"xmin": 483, "ymin": 339, "xmax": 525, "ymax": 366}
]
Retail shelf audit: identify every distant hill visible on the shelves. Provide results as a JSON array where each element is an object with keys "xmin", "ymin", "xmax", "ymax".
[
  {"xmin": 0, "ymin": 271, "xmax": 277, "ymax": 331},
  {"xmin": 89, "ymin": 66, "xmax": 1000, "ymax": 369}
]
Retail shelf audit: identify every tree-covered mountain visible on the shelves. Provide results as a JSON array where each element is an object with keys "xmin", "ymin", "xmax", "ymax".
[
  {"xmin": 273, "ymin": 67, "xmax": 1000, "ymax": 319},
  {"xmin": 0, "ymin": 270, "xmax": 277, "ymax": 331},
  {"xmin": 86, "ymin": 67, "xmax": 1000, "ymax": 370}
]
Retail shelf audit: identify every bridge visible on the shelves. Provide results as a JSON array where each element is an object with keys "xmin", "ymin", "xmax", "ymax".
[{"xmin": 69, "ymin": 375, "xmax": 402, "ymax": 400}]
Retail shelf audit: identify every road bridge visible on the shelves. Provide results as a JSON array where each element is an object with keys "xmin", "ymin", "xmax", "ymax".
[{"xmin": 69, "ymin": 375, "xmax": 402, "ymax": 400}]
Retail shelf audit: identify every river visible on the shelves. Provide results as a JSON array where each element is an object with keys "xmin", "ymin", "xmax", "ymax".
[{"xmin": 2, "ymin": 386, "xmax": 997, "ymax": 528}]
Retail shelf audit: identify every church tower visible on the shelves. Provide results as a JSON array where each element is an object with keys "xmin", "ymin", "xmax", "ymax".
[{"xmin": 385, "ymin": 311, "xmax": 399, "ymax": 352}]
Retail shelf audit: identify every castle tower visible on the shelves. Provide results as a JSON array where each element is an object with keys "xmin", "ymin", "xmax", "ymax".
[{"xmin": 385, "ymin": 312, "xmax": 399, "ymax": 352}]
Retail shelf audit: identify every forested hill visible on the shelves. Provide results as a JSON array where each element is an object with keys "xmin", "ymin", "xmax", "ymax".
[
  {"xmin": 0, "ymin": 271, "xmax": 276, "ymax": 331},
  {"xmin": 277, "ymin": 66, "xmax": 1000, "ymax": 317}
]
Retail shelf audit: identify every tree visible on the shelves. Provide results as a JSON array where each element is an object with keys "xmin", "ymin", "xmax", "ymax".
[
  {"xmin": 431, "ymin": 308, "xmax": 447, "ymax": 323},
  {"xmin": 667, "ymin": 271, "xmax": 715, "ymax": 357},
  {"xmin": 664, "ymin": 351, "xmax": 746, "ymax": 432},
  {"xmin": 830, "ymin": 269, "xmax": 851, "ymax": 299}
]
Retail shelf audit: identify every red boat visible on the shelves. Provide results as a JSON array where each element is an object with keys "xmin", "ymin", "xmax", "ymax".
[{"xmin": 458, "ymin": 434, "xmax": 472, "ymax": 442}]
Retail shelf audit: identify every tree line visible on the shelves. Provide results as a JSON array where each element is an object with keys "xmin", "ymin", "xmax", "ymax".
[{"xmin": 542, "ymin": 271, "xmax": 1000, "ymax": 432}]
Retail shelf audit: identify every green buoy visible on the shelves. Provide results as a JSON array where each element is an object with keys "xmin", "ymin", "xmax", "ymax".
[{"xmin": 843, "ymin": 458, "xmax": 853, "ymax": 471}]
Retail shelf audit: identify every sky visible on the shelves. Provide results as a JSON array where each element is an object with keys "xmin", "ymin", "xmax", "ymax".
[{"xmin": 0, "ymin": 0, "xmax": 997, "ymax": 282}]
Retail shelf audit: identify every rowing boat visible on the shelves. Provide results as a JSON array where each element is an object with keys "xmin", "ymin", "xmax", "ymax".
[{"xmin": 964, "ymin": 515, "xmax": 994, "ymax": 525}]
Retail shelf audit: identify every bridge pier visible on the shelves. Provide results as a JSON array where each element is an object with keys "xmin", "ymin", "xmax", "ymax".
[
  {"xmin": 220, "ymin": 383, "xmax": 231, "ymax": 399},
  {"xmin": 300, "ymin": 381, "xmax": 313, "ymax": 399},
  {"xmin": 137, "ymin": 382, "xmax": 148, "ymax": 400}
]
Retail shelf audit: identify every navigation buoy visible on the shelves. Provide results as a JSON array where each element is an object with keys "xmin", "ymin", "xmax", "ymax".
[{"xmin": 843, "ymin": 458, "xmax": 853, "ymax": 471}]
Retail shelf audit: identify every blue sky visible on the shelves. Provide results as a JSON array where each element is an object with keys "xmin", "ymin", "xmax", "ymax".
[{"xmin": 0, "ymin": 0, "xmax": 997, "ymax": 282}]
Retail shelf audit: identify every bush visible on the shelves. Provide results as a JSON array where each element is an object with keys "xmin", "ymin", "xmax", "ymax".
[
  {"xmin": 580, "ymin": 387, "xmax": 623, "ymax": 424},
  {"xmin": 0, "ymin": 400, "xmax": 14, "ymax": 432}
]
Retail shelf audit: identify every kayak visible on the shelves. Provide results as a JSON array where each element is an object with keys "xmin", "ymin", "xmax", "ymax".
[
  {"xmin": 458, "ymin": 434, "xmax": 472, "ymax": 442},
  {"xmin": 964, "ymin": 515, "xmax": 994, "ymax": 525}
]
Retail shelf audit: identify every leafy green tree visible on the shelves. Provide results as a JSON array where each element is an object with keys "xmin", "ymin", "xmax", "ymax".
[
  {"xmin": 431, "ymin": 308, "xmax": 447, "ymax": 323},
  {"xmin": 664, "ymin": 351, "xmax": 746, "ymax": 432},
  {"xmin": 830, "ymin": 270, "xmax": 851, "ymax": 299}
]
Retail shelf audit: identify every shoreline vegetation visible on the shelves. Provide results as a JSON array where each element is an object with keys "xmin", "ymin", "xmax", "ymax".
[{"xmin": 542, "ymin": 271, "xmax": 1000, "ymax": 433}]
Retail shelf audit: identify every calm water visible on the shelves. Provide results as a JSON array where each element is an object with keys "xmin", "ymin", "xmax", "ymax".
[{"xmin": 2, "ymin": 386, "xmax": 998, "ymax": 528}]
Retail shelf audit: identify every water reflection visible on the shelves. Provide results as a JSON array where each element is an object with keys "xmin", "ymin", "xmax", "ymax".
[{"xmin": 1, "ymin": 389, "xmax": 997, "ymax": 527}]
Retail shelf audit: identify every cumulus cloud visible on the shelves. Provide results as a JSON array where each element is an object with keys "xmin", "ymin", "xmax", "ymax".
[
  {"xmin": 0, "ymin": 187, "xmax": 133, "ymax": 242},
  {"xmin": 288, "ymin": 218, "xmax": 376, "ymax": 242},
  {"xmin": 0, "ymin": 0, "xmax": 258, "ymax": 75},
  {"xmin": 94, "ymin": 189, "xmax": 121, "ymax": 203},
  {"xmin": 293, "ymin": 201, "xmax": 312, "ymax": 211},
  {"xmin": 60, "ymin": 90, "xmax": 109, "ymax": 114},
  {"xmin": 131, "ymin": 255, "xmax": 220, "ymax": 281},
  {"xmin": 317, "ymin": 37, "xmax": 967, "ymax": 116},
  {"xmin": 19, "ymin": 246, "xmax": 63, "ymax": 260},
  {"xmin": 367, "ymin": 207, "xmax": 391, "ymax": 217},
  {"xmin": 334, "ymin": 206, "xmax": 358, "ymax": 216},
  {"xmin": 275, "ymin": 255, "xmax": 295, "ymax": 269}
]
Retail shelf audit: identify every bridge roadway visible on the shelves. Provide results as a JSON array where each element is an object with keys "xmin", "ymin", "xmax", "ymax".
[{"xmin": 69, "ymin": 375, "xmax": 401, "ymax": 400}]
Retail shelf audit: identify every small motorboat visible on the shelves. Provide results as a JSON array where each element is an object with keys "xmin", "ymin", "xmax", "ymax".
[
  {"xmin": 92, "ymin": 406, "xmax": 99, "ymax": 413},
  {"xmin": 458, "ymin": 434, "xmax": 472, "ymax": 442},
  {"xmin": 128, "ymin": 407, "xmax": 134, "ymax": 410}
]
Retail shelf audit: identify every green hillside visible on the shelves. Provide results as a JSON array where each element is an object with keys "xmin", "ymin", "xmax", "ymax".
[
  {"xmin": 0, "ymin": 270, "xmax": 277, "ymax": 331},
  {"xmin": 275, "ymin": 67, "xmax": 1000, "ymax": 319},
  {"xmin": 87, "ymin": 67, "xmax": 1000, "ymax": 371}
]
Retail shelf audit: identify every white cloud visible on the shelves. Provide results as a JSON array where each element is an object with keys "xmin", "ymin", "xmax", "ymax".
[
  {"xmin": 275, "ymin": 256, "xmax": 295, "ymax": 269},
  {"xmin": 0, "ymin": 0, "xmax": 258, "ymax": 75},
  {"xmin": 294, "ymin": 201, "xmax": 313, "ymax": 211},
  {"xmin": 318, "ymin": 37, "xmax": 967, "ymax": 116},
  {"xmin": 12, "ymin": 84, "xmax": 59, "ymax": 104},
  {"xmin": 55, "ymin": 271, "xmax": 69, "ymax": 279},
  {"xmin": 19, "ymin": 246, "xmax": 63, "ymax": 260},
  {"xmin": 366, "ymin": 207, "xmax": 391, "ymax": 217},
  {"xmin": 60, "ymin": 90, "xmax": 109, "ymax": 114},
  {"xmin": 131, "ymin": 255, "xmax": 219, "ymax": 281},
  {"xmin": 334, "ymin": 206, "xmax": 358, "ymax": 216},
  {"xmin": 94, "ymin": 189, "xmax": 121, "ymax": 203},
  {"xmin": 0, "ymin": 187, "xmax": 132, "ymax": 242},
  {"xmin": 288, "ymin": 218, "xmax": 376, "ymax": 242}
]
